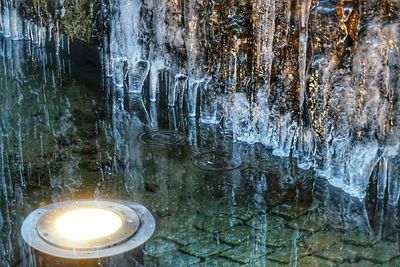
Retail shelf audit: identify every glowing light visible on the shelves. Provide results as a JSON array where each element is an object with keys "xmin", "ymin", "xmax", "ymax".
[{"xmin": 55, "ymin": 208, "xmax": 122, "ymax": 241}]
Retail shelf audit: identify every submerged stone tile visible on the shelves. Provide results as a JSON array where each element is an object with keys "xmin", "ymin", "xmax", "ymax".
[
  {"xmin": 144, "ymin": 251, "xmax": 201, "ymax": 266},
  {"xmin": 219, "ymin": 225, "xmax": 253, "ymax": 245},
  {"xmin": 342, "ymin": 230, "xmax": 377, "ymax": 247},
  {"xmin": 154, "ymin": 211, "xmax": 203, "ymax": 239},
  {"xmin": 220, "ymin": 242, "xmax": 269, "ymax": 264},
  {"xmin": 300, "ymin": 232, "xmax": 338, "ymax": 255},
  {"xmin": 195, "ymin": 213, "xmax": 242, "ymax": 233},
  {"xmin": 143, "ymin": 238, "xmax": 179, "ymax": 257},
  {"xmin": 193, "ymin": 257, "xmax": 242, "ymax": 267},
  {"xmin": 181, "ymin": 238, "xmax": 231, "ymax": 258},
  {"xmin": 357, "ymin": 242, "xmax": 400, "ymax": 263},
  {"xmin": 158, "ymin": 251, "xmax": 200, "ymax": 267},
  {"xmin": 222, "ymin": 205, "xmax": 265, "ymax": 221},
  {"xmin": 340, "ymin": 260, "xmax": 378, "ymax": 267},
  {"xmin": 381, "ymin": 256, "xmax": 400, "ymax": 267},
  {"xmin": 243, "ymin": 256, "xmax": 287, "ymax": 267},
  {"xmin": 315, "ymin": 242, "xmax": 359, "ymax": 264},
  {"xmin": 267, "ymin": 249, "xmax": 292, "ymax": 264},
  {"xmin": 266, "ymin": 227, "xmax": 298, "ymax": 248},
  {"xmin": 288, "ymin": 213, "xmax": 326, "ymax": 233},
  {"xmin": 267, "ymin": 246, "xmax": 309, "ymax": 264},
  {"xmin": 198, "ymin": 200, "xmax": 231, "ymax": 217},
  {"xmin": 246, "ymin": 214, "xmax": 286, "ymax": 231},
  {"xmin": 297, "ymin": 256, "xmax": 336, "ymax": 267},
  {"xmin": 271, "ymin": 203, "xmax": 312, "ymax": 220},
  {"xmin": 162, "ymin": 228, "xmax": 209, "ymax": 246}
]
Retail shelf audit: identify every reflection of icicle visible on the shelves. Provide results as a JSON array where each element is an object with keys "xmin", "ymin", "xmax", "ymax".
[
  {"xmin": 271, "ymin": 114, "xmax": 297, "ymax": 157},
  {"xmin": 17, "ymin": 116, "xmax": 25, "ymax": 188},
  {"xmin": 199, "ymin": 77, "xmax": 218, "ymax": 124},
  {"xmin": 188, "ymin": 117, "xmax": 197, "ymax": 149},
  {"xmin": 168, "ymin": 107, "xmax": 177, "ymax": 132},
  {"xmin": 168, "ymin": 74, "xmax": 187, "ymax": 107},
  {"xmin": 176, "ymin": 75, "xmax": 188, "ymax": 109},
  {"xmin": 232, "ymin": 93, "xmax": 252, "ymax": 143},
  {"xmin": 149, "ymin": 102, "xmax": 158, "ymax": 131},
  {"xmin": 387, "ymin": 157, "xmax": 400, "ymax": 206},
  {"xmin": 296, "ymin": 127, "xmax": 315, "ymax": 170},
  {"xmin": 113, "ymin": 59, "xmax": 126, "ymax": 88},
  {"xmin": 188, "ymin": 81, "xmax": 199, "ymax": 117},
  {"xmin": 149, "ymin": 65, "xmax": 160, "ymax": 102},
  {"xmin": 127, "ymin": 93, "xmax": 151, "ymax": 131}
]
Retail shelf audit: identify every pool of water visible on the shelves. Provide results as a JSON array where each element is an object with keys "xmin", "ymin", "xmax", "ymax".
[{"xmin": 1, "ymin": 38, "xmax": 399, "ymax": 267}]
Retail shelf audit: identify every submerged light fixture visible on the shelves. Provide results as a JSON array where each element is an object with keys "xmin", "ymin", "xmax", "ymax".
[{"xmin": 21, "ymin": 200, "xmax": 155, "ymax": 259}]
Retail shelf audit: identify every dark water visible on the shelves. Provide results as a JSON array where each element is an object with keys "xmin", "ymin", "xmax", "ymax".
[{"xmin": 1, "ymin": 37, "xmax": 399, "ymax": 267}]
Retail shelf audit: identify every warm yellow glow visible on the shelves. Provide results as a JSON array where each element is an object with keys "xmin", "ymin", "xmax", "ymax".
[{"xmin": 55, "ymin": 208, "xmax": 122, "ymax": 241}]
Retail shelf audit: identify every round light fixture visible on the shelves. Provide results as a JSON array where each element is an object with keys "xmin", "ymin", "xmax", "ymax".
[{"xmin": 21, "ymin": 200, "xmax": 155, "ymax": 259}]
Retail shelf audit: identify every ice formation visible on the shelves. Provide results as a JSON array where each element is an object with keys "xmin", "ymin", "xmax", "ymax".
[{"xmin": 0, "ymin": 0, "xmax": 399, "ymax": 202}]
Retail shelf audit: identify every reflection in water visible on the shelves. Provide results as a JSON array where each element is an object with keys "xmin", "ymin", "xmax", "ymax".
[{"xmin": 1, "ymin": 38, "xmax": 400, "ymax": 266}]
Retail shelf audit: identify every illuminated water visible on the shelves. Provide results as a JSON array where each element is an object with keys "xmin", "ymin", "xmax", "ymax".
[{"xmin": 0, "ymin": 37, "xmax": 400, "ymax": 267}]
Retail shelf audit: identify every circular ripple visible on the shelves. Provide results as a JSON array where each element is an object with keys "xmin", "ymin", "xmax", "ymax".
[
  {"xmin": 138, "ymin": 130, "xmax": 184, "ymax": 147},
  {"xmin": 192, "ymin": 151, "xmax": 241, "ymax": 171}
]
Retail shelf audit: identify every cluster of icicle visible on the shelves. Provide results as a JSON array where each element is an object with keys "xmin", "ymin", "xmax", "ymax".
[
  {"xmin": 101, "ymin": 0, "xmax": 400, "ymax": 200},
  {"xmin": 0, "ymin": 0, "xmax": 67, "ymax": 52}
]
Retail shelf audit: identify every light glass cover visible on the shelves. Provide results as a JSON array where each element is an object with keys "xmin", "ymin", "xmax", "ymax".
[{"xmin": 54, "ymin": 208, "xmax": 123, "ymax": 241}]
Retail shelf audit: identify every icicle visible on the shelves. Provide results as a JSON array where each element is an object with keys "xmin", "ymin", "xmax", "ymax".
[
  {"xmin": 127, "ymin": 93, "xmax": 151, "ymax": 131},
  {"xmin": 297, "ymin": 0, "xmax": 311, "ymax": 111},
  {"xmin": 127, "ymin": 60, "xmax": 150, "ymax": 94}
]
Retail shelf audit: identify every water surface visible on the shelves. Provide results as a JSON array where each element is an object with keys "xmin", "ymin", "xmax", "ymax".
[{"xmin": 0, "ymin": 38, "xmax": 399, "ymax": 267}]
